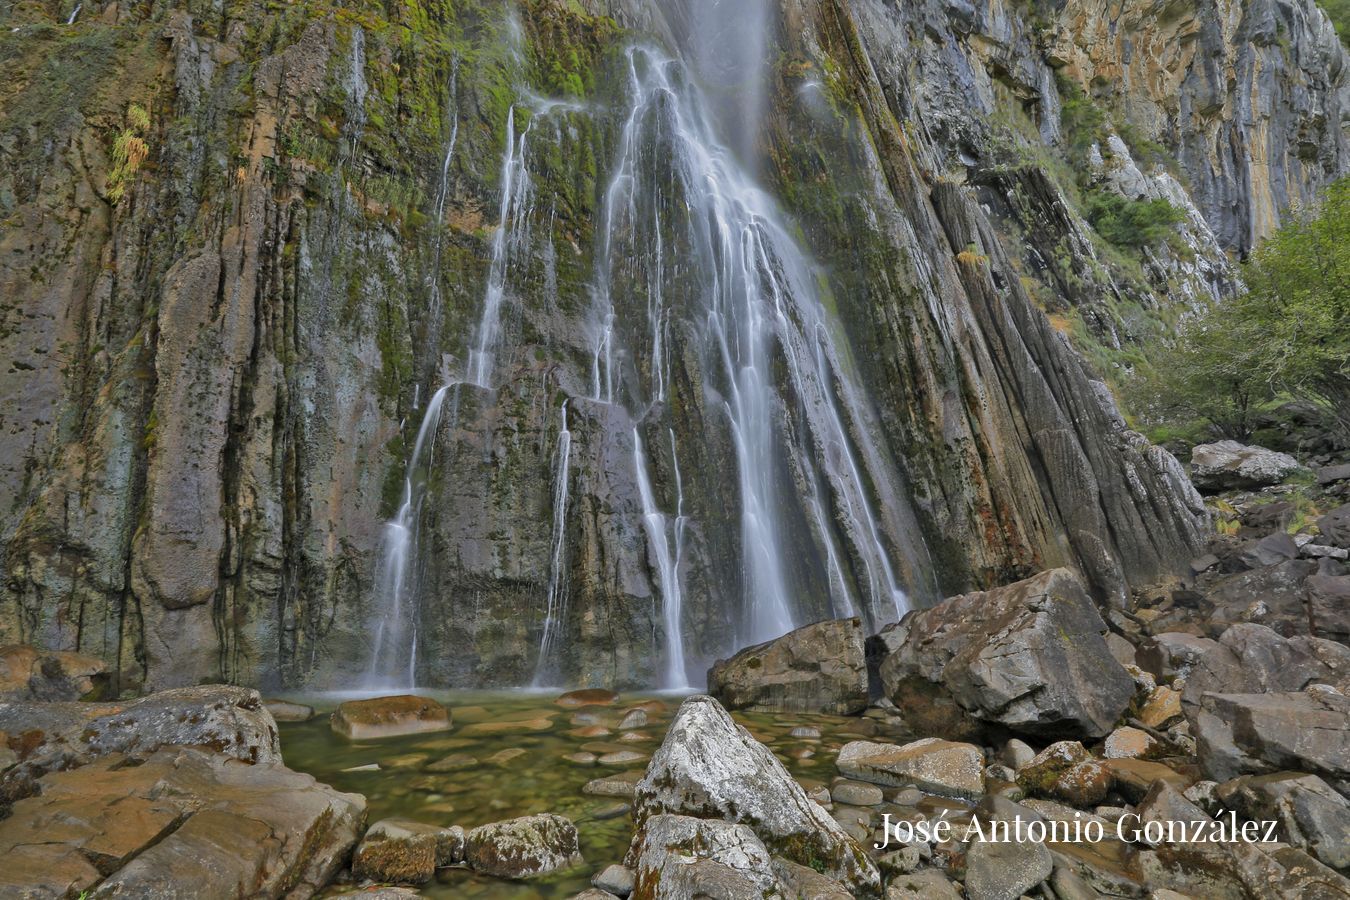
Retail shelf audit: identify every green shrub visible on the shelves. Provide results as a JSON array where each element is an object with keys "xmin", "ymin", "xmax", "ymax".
[{"xmin": 1083, "ymin": 190, "xmax": 1185, "ymax": 249}]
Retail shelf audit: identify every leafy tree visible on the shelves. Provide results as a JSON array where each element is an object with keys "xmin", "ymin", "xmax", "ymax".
[
  {"xmin": 1084, "ymin": 191, "xmax": 1186, "ymax": 250},
  {"xmin": 1131, "ymin": 177, "xmax": 1350, "ymax": 443}
]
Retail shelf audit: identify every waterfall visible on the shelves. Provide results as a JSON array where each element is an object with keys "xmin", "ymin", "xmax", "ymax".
[
  {"xmin": 427, "ymin": 57, "xmax": 460, "ymax": 330},
  {"xmin": 366, "ymin": 385, "xmax": 450, "ymax": 689},
  {"xmin": 591, "ymin": 44, "xmax": 921, "ymax": 646},
  {"xmin": 468, "ymin": 106, "xmax": 534, "ymax": 388},
  {"xmin": 534, "ymin": 400, "xmax": 573, "ymax": 687},
  {"xmin": 633, "ymin": 428, "xmax": 689, "ymax": 689}
]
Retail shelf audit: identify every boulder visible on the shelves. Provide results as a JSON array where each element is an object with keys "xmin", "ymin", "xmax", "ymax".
[
  {"xmin": 626, "ymin": 814, "xmax": 777, "ymax": 899},
  {"xmin": 883, "ymin": 869, "xmax": 962, "ymax": 899},
  {"xmin": 1192, "ymin": 688, "xmax": 1350, "ymax": 781},
  {"xmin": 464, "ymin": 813, "xmax": 582, "ymax": 879},
  {"xmin": 0, "ymin": 746, "xmax": 364, "ymax": 899},
  {"xmin": 964, "ymin": 824, "xmax": 1053, "ymax": 900},
  {"xmin": 1138, "ymin": 686, "xmax": 1182, "ymax": 728},
  {"xmin": 836, "ymin": 738, "xmax": 984, "ymax": 800},
  {"xmin": 331, "ymin": 694, "xmax": 451, "ymax": 739},
  {"xmin": 1218, "ymin": 772, "xmax": 1350, "ymax": 870},
  {"xmin": 592, "ymin": 863, "xmax": 635, "ymax": 896},
  {"xmin": 1180, "ymin": 624, "xmax": 1347, "ymax": 715},
  {"xmin": 877, "ymin": 569, "xmax": 1134, "ymax": 739},
  {"xmin": 1317, "ymin": 503, "xmax": 1350, "ymax": 548},
  {"xmin": 1017, "ymin": 741, "xmax": 1111, "ymax": 806},
  {"xmin": 1236, "ymin": 532, "xmax": 1300, "ymax": 570},
  {"xmin": 1317, "ymin": 464, "xmax": 1350, "ymax": 485},
  {"xmin": 0, "ymin": 645, "xmax": 107, "ymax": 701},
  {"xmin": 1099, "ymin": 757, "xmax": 1192, "ymax": 802},
  {"xmin": 708, "ymin": 618, "xmax": 868, "ymax": 715},
  {"xmin": 1189, "ymin": 441, "xmax": 1302, "ymax": 491},
  {"xmin": 1199, "ymin": 559, "xmax": 1318, "ymax": 635},
  {"xmin": 1138, "ymin": 632, "xmax": 1220, "ymax": 681},
  {"xmin": 1102, "ymin": 726, "xmax": 1159, "ymax": 759},
  {"xmin": 264, "ymin": 699, "xmax": 315, "ymax": 722},
  {"xmin": 1305, "ymin": 574, "xmax": 1350, "ymax": 642},
  {"xmin": 353, "ymin": 818, "xmax": 464, "ymax": 884},
  {"xmin": 772, "ymin": 858, "xmax": 852, "ymax": 898},
  {"xmin": 634, "ymin": 695, "xmax": 878, "ymax": 894},
  {"xmin": 0, "ymin": 685, "xmax": 280, "ymax": 795}
]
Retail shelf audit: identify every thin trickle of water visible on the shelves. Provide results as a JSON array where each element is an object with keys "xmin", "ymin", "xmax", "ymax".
[
  {"xmin": 633, "ymin": 428, "xmax": 689, "ymax": 690},
  {"xmin": 427, "ymin": 57, "xmax": 460, "ymax": 329},
  {"xmin": 366, "ymin": 385, "xmax": 450, "ymax": 690},
  {"xmin": 534, "ymin": 400, "xmax": 573, "ymax": 686},
  {"xmin": 343, "ymin": 27, "xmax": 368, "ymax": 161},
  {"xmin": 66, "ymin": 4, "xmax": 81, "ymax": 25}
]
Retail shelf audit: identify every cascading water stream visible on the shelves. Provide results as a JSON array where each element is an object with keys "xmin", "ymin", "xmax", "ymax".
[
  {"xmin": 633, "ymin": 429, "xmax": 689, "ymax": 689},
  {"xmin": 533, "ymin": 400, "xmax": 573, "ymax": 687},
  {"xmin": 366, "ymin": 384, "xmax": 450, "ymax": 689},
  {"xmin": 590, "ymin": 43, "xmax": 921, "ymax": 650}
]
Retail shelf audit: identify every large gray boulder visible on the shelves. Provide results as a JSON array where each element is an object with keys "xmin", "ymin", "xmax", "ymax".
[
  {"xmin": 707, "ymin": 618, "xmax": 868, "ymax": 715},
  {"xmin": 1219, "ymin": 773, "xmax": 1350, "ymax": 870},
  {"xmin": 0, "ymin": 746, "xmax": 365, "ymax": 899},
  {"xmin": 836, "ymin": 738, "xmax": 984, "ymax": 800},
  {"xmin": 877, "ymin": 569, "xmax": 1134, "ymax": 739},
  {"xmin": 464, "ymin": 814, "xmax": 582, "ymax": 879},
  {"xmin": 1189, "ymin": 441, "xmax": 1303, "ymax": 491},
  {"xmin": 1192, "ymin": 688, "xmax": 1350, "ymax": 782},
  {"xmin": 0, "ymin": 645, "xmax": 107, "ymax": 701},
  {"xmin": 1180, "ymin": 624, "xmax": 1350, "ymax": 715},
  {"xmin": 633, "ymin": 695, "xmax": 879, "ymax": 895},
  {"xmin": 0, "ymin": 685, "xmax": 280, "ymax": 796}
]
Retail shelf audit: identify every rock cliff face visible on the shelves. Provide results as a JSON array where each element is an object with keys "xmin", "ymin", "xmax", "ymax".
[{"xmin": 1, "ymin": 0, "xmax": 1345, "ymax": 691}]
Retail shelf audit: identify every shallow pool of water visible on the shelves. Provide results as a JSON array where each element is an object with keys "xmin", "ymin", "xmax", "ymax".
[{"xmin": 277, "ymin": 691, "xmax": 887, "ymax": 898}]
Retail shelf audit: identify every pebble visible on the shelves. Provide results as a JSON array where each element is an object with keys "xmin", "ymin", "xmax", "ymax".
[
  {"xmin": 342, "ymin": 763, "xmax": 380, "ymax": 773},
  {"xmin": 570, "ymin": 725, "xmax": 612, "ymax": 739},
  {"xmin": 383, "ymin": 754, "xmax": 429, "ymax": 769},
  {"xmin": 460, "ymin": 717, "xmax": 552, "ymax": 736},
  {"xmin": 557, "ymin": 689, "xmax": 619, "ymax": 707},
  {"xmin": 891, "ymin": 788, "xmax": 926, "ymax": 806},
  {"xmin": 593, "ymin": 863, "xmax": 636, "ymax": 895},
  {"xmin": 616, "ymin": 731, "xmax": 651, "ymax": 743},
  {"xmin": 564, "ymin": 752, "xmax": 598, "ymax": 766},
  {"xmin": 583, "ymin": 775, "xmax": 641, "ymax": 798},
  {"xmin": 790, "ymin": 726, "xmax": 821, "ymax": 739},
  {"xmin": 598, "ymin": 750, "xmax": 648, "ymax": 767}
]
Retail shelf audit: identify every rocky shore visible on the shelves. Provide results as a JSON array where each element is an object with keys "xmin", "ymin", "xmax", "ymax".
[{"xmin": 1, "ymin": 446, "xmax": 1347, "ymax": 898}]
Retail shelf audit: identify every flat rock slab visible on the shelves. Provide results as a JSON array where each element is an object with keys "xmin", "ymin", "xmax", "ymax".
[
  {"xmin": 0, "ymin": 685, "xmax": 280, "ymax": 793},
  {"xmin": 836, "ymin": 738, "xmax": 984, "ymax": 800},
  {"xmin": 0, "ymin": 746, "xmax": 364, "ymax": 899},
  {"xmin": 264, "ymin": 698, "xmax": 315, "ymax": 722},
  {"xmin": 331, "ymin": 694, "xmax": 451, "ymax": 739}
]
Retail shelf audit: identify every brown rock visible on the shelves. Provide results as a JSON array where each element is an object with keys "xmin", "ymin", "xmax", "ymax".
[
  {"xmin": 0, "ymin": 645, "xmax": 107, "ymax": 701},
  {"xmin": 836, "ymin": 738, "xmax": 985, "ymax": 800},
  {"xmin": 331, "ymin": 695, "xmax": 451, "ymax": 740},
  {"xmin": 464, "ymin": 813, "xmax": 582, "ymax": 879},
  {"xmin": 1099, "ymin": 757, "xmax": 1193, "ymax": 802},
  {"xmin": 556, "ymin": 689, "xmax": 619, "ymax": 708},
  {"xmin": 1017, "ymin": 741, "xmax": 1111, "ymax": 806},
  {"xmin": 708, "ymin": 618, "xmax": 869, "ymax": 715},
  {"xmin": 1138, "ymin": 686, "xmax": 1182, "ymax": 728}
]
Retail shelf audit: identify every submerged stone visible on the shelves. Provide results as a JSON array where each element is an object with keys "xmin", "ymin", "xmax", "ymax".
[{"xmin": 330, "ymin": 695, "xmax": 451, "ymax": 740}]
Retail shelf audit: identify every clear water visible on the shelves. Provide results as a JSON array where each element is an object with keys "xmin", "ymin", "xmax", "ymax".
[{"xmin": 281, "ymin": 691, "xmax": 886, "ymax": 898}]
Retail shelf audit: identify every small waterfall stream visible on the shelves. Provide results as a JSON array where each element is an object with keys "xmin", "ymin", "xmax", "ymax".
[{"xmin": 534, "ymin": 400, "xmax": 574, "ymax": 687}]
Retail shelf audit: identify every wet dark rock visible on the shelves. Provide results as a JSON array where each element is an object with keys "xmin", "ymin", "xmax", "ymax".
[
  {"xmin": 708, "ymin": 618, "xmax": 868, "ymax": 716},
  {"xmin": 0, "ymin": 645, "xmax": 107, "ymax": 702},
  {"xmin": 1317, "ymin": 464, "xmax": 1350, "ymax": 485},
  {"xmin": 1318, "ymin": 504, "xmax": 1350, "ymax": 548},
  {"xmin": 634, "ymin": 695, "xmax": 879, "ymax": 894},
  {"xmin": 878, "ymin": 569, "xmax": 1134, "ymax": 739},
  {"xmin": 1236, "ymin": 532, "xmax": 1299, "ymax": 569},
  {"xmin": 464, "ymin": 813, "xmax": 583, "ymax": 879},
  {"xmin": 1305, "ymin": 574, "xmax": 1350, "ymax": 642},
  {"xmin": 330, "ymin": 695, "xmax": 451, "ymax": 740}
]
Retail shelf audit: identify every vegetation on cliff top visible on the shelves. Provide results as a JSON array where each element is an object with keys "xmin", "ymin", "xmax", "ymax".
[{"xmin": 1130, "ymin": 176, "xmax": 1350, "ymax": 444}]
